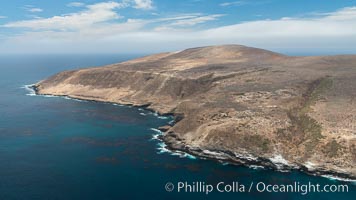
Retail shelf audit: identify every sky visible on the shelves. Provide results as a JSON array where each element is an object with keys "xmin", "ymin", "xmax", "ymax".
[{"xmin": 0, "ymin": 0, "xmax": 356, "ymax": 55}]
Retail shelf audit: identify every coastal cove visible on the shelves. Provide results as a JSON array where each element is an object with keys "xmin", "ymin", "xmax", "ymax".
[{"xmin": 0, "ymin": 54, "xmax": 354, "ymax": 199}]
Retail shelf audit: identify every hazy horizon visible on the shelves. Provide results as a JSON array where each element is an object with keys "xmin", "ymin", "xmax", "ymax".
[{"xmin": 1, "ymin": 0, "xmax": 356, "ymax": 54}]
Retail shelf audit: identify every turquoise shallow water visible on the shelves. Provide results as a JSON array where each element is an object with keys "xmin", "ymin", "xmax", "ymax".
[{"xmin": 0, "ymin": 54, "xmax": 354, "ymax": 200}]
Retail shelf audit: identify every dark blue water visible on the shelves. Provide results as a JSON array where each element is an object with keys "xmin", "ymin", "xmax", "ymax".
[{"xmin": 0, "ymin": 54, "xmax": 354, "ymax": 200}]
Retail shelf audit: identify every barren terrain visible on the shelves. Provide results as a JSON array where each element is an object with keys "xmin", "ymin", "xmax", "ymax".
[{"xmin": 35, "ymin": 45, "xmax": 356, "ymax": 179}]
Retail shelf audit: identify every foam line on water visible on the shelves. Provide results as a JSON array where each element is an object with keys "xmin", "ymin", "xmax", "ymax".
[
  {"xmin": 321, "ymin": 175, "xmax": 356, "ymax": 183},
  {"xmin": 22, "ymin": 84, "xmax": 36, "ymax": 96},
  {"xmin": 149, "ymin": 128, "xmax": 197, "ymax": 160}
]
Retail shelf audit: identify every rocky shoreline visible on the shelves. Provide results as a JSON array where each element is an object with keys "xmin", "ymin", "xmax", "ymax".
[
  {"xmin": 161, "ymin": 133, "xmax": 356, "ymax": 182},
  {"xmin": 31, "ymin": 45, "xmax": 356, "ymax": 182},
  {"xmin": 29, "ymin": 84, "xmax": 356, "ymax": 182}
]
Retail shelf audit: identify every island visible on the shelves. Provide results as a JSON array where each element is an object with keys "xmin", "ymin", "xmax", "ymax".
[{"xmin": 34, "ymin": 45, "xmax": 356, "ymax": 180}]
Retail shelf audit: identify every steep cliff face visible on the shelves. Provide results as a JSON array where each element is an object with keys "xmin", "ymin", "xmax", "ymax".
[{"xmin": 36, "ymin": 45, "xmax": 356, "ymax": 179}]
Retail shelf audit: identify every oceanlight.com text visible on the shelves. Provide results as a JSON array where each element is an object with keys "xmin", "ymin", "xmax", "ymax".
[{"xmin": 165, "ymin": 181, "xmax": 349, "ymax": 195}]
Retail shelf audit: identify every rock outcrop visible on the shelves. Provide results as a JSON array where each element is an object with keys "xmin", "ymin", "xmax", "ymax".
[{"xmin": 35, "ymin": 45, "xmax": 356, "ymax": 179}]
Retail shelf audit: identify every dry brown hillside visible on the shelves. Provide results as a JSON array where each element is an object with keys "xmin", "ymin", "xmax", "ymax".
[{"xmin": 35, "ymin": 45, "xmax": 356, "ymax": 179}]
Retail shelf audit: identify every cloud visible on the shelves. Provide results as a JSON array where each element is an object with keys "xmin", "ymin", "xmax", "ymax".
[
  {"xmin": 1, "ymin": 6, "xmax": 356, "ymax": 54},
  {"xmin": 0, "ymin": 16, "xmax": 7, "ymax": 19},
  {"xmin": 219, "ymin": 1, "xmax": 245, "ymax": 7},
  {"xmin": 324, "ymin": 6, "xmax": 356, "ymax": 20},
  {"xmin": 28, "ymin": 8, "xmax": 43, "ymax": 13},
  {"xmin": 152, "ymin": 13, "xmax": 225, "ymax": 30},
  {"xmin": 169, "ymin": 14, "xmax": 224, "ymax": 26},
  {"xmin": 220, "ymin": 1, "xmax": 269, "ymax": 7},
  {"xmin": 67, "ymin": 2, "xmax": 85, "ymax": 7},
  {"xmin": 24, "ymin": 5, "xmax": 43, "ymax": 13},
  {"xmin": 133, "ymin": 0, "xmax": 153, "ymax": 10},
  {"xmin": 5, "ymin": 2, "xmax": 124, "ymax": 30}
]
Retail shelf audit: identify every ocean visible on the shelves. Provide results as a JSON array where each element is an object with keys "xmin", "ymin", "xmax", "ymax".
[{"xmin": 0, "ymin": 54, "xmax": 354, "ymax": 200}]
